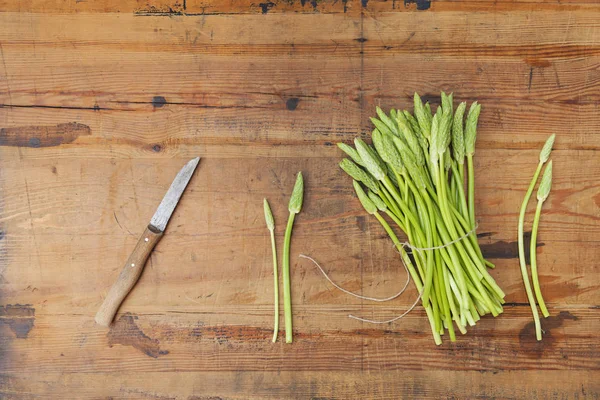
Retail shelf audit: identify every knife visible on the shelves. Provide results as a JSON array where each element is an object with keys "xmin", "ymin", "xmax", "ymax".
[{"xmin": 95, "ymin": 157, "xmax": 201, "ymax": 326}]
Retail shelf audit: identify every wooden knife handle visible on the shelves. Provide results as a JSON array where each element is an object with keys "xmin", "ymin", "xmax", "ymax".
[{"xmin": 95, "ymin": 226, "xmax": 163, "ymax": 327}]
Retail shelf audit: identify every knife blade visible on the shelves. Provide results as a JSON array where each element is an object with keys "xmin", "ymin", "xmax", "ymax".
[{"xmin": 95, "ymin": 157, "xmax": 200, "ymax": 326}]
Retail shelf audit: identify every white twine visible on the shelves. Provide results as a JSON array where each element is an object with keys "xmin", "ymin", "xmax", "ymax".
[
  {"xmin": 299, "ymin": 223, "xmax": 478, "ymax": 325},
  {"xmin": 397, "ymin": 223, "xmax": 478, "ymax": 254},
  {"xmin": 299, "ymin": 254, "xmax": 410, "ymax": 302}
]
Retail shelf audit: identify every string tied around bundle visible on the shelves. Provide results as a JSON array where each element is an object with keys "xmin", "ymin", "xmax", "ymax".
[{"xmin": 299, "ymin": 224, "xmax": 478, "ymax": 324}]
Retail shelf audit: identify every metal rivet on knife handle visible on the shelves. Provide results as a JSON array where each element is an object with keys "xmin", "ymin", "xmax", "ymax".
[{"xmin": 95, "ymin": 157, "xmax": 201, "ymax": 327}]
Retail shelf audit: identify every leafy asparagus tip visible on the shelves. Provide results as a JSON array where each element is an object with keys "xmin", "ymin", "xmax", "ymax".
[
  {"xmin": 263, "ymin": 198, "xmax": 274, "ymax": 231},
  {"xmin": 464, "ymin": 101, "xmax": 481, "ymax": 156},
  {"xmin": 537, "ymin": 160, "xmax": 553, "ymax": 202},
  {"xmin": 288, "ymin": 172, "xmax": 304, "ymax": 214},
  {"xmin": 539, "ymin": 134, "xmax": 556, "ymax": 163},
  {"xmin": 352, "ymin": 180, "xmax": 377, "ymax": 214}
]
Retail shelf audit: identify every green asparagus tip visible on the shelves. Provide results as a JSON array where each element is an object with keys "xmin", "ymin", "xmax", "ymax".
[
  {"xmin": 288, "ymin": 172, "xmax": 304, "ymax": 214},
  {"xmin": 263, "ymin": 198, "xmax": 275, "ymax": 231},
  {"xmin": 537, "ymin": 160, "xmax": 553, "ymax": 202},
  {"xmin": 539, "ymin": 134, "xmax": 556, "ymax": 164},
  {"xmin": 355, "ymin": 138, "xmax": 386, "ymax": 181},
  {"xmin": 353, "ymin": 180, "xmax": 377, "ymax": 214},
  {"xmin": 368, "ymin": 190, "xmax": 387, "ymax": 212}
]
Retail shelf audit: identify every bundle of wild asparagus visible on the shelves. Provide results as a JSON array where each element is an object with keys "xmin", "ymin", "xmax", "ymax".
[{"xmin": 338, "ymin": 92, "xmax": 505, "ymax": 345}]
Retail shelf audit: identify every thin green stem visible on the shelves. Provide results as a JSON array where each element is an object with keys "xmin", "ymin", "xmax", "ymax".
[
  {"xmin": 467, "ymin": 154, "xmax": 476, "ymax": 227},
  {"xmin": 270, "ymin": 229, "xmax": 279, "ymax": 343},
  {"xmin": 282, "ymin": 212, "xmax": 296, "ymax": 344},
  {"xmin": 374, "ymin": 212, "xmax": 442, "ymax": 345},
  {"xmin": 531, "ymin": 200, "xmax": 550, "ymax": 318},
  {"xmin": 385, "ymin": 210, "xmax": 406, "ymax": 233},
  {"xmin": 403, "ymin": 178, "xmax": 434, "ymax": 306},
  {"xmin": 439, "ymin": 161, "xmax": 505, "ymax": 300},
  {"xmin": 518, "ymin": 162, "xmax": 544, "ymax": 341}
]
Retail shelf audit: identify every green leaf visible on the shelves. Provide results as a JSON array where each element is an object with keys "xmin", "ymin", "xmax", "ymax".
[
  {"xmin": 539, "ymin": 134, "xmax": 556, "ymax": 164},
  {"xmin": 375, "ymin": 107, "xmax": 399, "ymax": 136},
  {"xmin": 372, "ymin": 130, "xmax": 403, "ymax": 174},
  {"xmin": 353, "ymin": 180, "xmax": 377, "ymax": 214},
  {"xmin": 371, "ymin": 117, "xmax": 395, "ymax": 138},
  {"xmin": 337, "ymin": 142, "xmax": 364, "ymax": 167},
  {"xmin": 393, "ymin": 136, "xmax": 426, "ymax": 189},
  {"xmin": 288, "ymin": 172, "xmax": 304, "ymax": 214},
  {"xmin": 537, "ymin": 160, "xmax": 553, "ymax": 202},
  {"xmin": 339, "ymin": 158, "xmax": 380, "ymax": 194},
  {"xmin": 368, "ymin": 190, "xmax": 387, "ymax": 211},
  {"xmin": 465, "ymin": 102, "xmax": 481, "ymax": 156},
  {"xmin": 414, "ymin": 93, "xmax": 432, "ymax": 139},
  {"xmin": 397, "ymin": 119, "xmax": 425, "ymax": 166},
  {"xmin": 263, "ymin": 198, "xmax": 275, "ymax": 231},
  {"xmin": 425, "ymin": 102, "xmax": 432, "ymax": 121},
  {"xmin": 441, "ymin": 91, "xmax": 454, "ymax": 118},
  {"xmin": 355, "ymin": 138, "xmax": 386, "ymax": 181},
  {"xmin": 452, "ymin": 102, "xmax": 467, "ymax": 164}
]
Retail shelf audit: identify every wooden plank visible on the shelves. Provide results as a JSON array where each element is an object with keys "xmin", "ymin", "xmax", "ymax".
[
  {"xmin": 1, "ymin": 12, "xmax": 599, "ymax": 149},
  {"xmin": 1, "ymin": 0, "xmax": 599, "ymax": 14},
  {"xmin": 0, "ymin": 370, "xmax": 597, "ymax": 399},
  {"xmin": 1, "ymin": 307, "xmax": 598, "ymax": 374}
]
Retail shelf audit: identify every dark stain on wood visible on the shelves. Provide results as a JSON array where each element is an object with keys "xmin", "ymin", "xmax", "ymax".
[
  {"xmin": 286, "ymin": 97, "xmax": 300, "ymax": 111},
  {"xmin": 404, "ymin": 0, "xmax": 431, "ymax": 10},
  {"xmin": 477, "ymin": 231, "xmax": 494, "ymax": 238},
  {"xmin": 107, "ymin": 314, "xmax": 169, "ymax": 358},
  {"xmin": 480, "ymin": 231, "xmax": 544, "ymax": 262},
  {"xmin": 417, "ymin": 93, "xmax": 438, "ymax": 106},
  {"xmin": 152, "ymin": 144, "xmax": 162, "ymax": 152},
  {"xmin": 259, "ymin": 1, "xmax": 275, "ymax": 13},
  {"xmin": 0, "ymin": 304, "xmax": 35, "ymax": 338},
  {"xmin": 355, "ymin": 215, "xmax": 368, "ymax": 232},
  {"xmin": 152, "ymin": 96, "xmax": 167, "ymax": 108},
  {"xmin": 0, "ymin": 122, "xmax": 91, "ymax": 148},
  {"xmin": 518, "ymin": 311, "xmax": 578, "ymax": 356}
]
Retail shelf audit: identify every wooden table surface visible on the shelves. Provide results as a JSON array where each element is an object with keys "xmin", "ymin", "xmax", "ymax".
[{"xmin": 1, "ymin": 1, "xmax": 599, "ymax": 398}]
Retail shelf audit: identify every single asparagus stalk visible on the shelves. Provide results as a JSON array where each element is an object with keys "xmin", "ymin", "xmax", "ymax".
[
  {"xmin": 283, "ymin": 172, "xmax": 304, "ymax": 344},
  {"xmin": 518, "ymin": 134, "xmax": 555, "ymax": 341},
  {"xmin": 464, "ymin": 102, "xmax": 481, "ymax": 228},
  {"xmin": 531, "ymin": 160, "xmax": 553, "ymax": 318},
  {"xmin": 263, "ymin": 199, "xmax": 279, "ymax": 343}
]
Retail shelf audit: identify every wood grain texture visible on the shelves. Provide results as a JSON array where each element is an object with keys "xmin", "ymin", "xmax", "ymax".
[{"xmin": 1, "ymin": 0, "xmax": 599, "ymax": 399}]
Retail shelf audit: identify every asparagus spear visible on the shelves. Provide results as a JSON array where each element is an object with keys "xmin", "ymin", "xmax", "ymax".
[
  {"xmin": 263, "ymin": 199, "xmax": 279, "ymax": 343},
  {"xmin": 530, "ymin": 160, "xmax": 553, "ymax": 318},
  {"xmin": 283, "ymin": 172, "xmax": 304, "ymax": 344}
]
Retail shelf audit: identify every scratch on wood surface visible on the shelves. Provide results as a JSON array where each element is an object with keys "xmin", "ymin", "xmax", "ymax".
[{"xmin": 528, "ymin": 67, "xmax": 534, "ymax": 92}]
